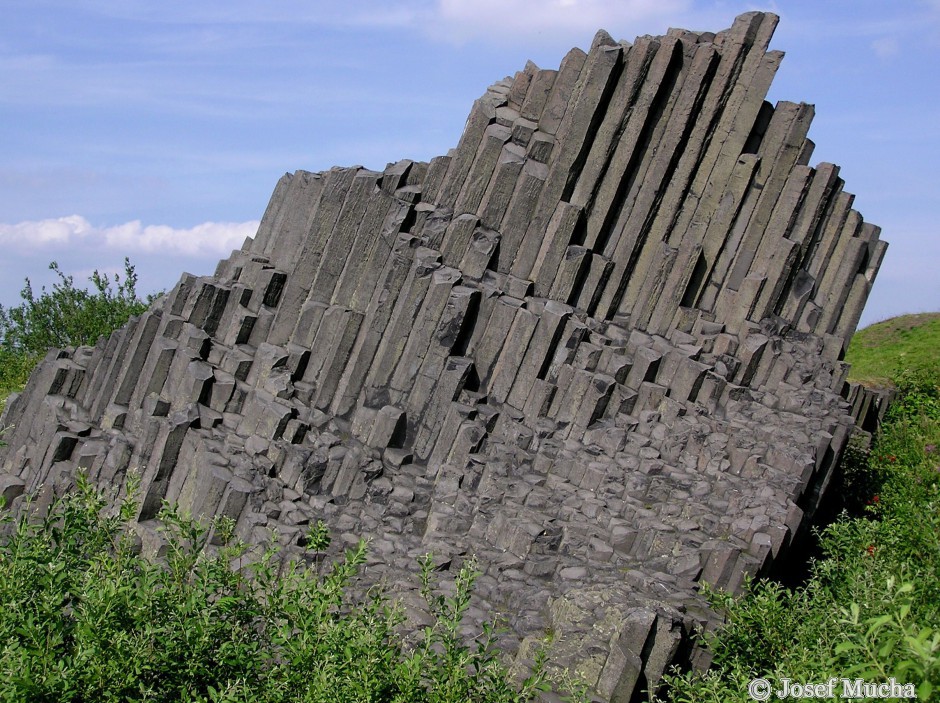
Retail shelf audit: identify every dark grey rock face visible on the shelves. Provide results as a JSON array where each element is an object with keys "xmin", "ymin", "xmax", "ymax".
[{"xmin": 0, "ymin": 12, "xmax": 890, "ymax": 701}]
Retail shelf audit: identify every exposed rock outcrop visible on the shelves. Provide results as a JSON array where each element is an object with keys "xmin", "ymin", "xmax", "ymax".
[{"xmin": 0, "ymin": 12, "xmax": 889, "ymax": 701}]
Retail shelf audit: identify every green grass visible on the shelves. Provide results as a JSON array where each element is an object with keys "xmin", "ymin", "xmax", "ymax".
[{"xmin": 846, "ymin": 312, "xmax": 940, "ymax": 388}]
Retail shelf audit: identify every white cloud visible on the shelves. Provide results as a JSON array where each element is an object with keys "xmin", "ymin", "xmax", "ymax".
[
  {"xmin": 0, "ymin": 216, "xmax": 259, "ymax": 258},
  {"xmin": 871, "ymin": 36, "xmax": 899, "ymax": 58},
  {"xmin": 2, "ymin": 214, "xmax": 95, "ymax": 245},
  {"xmin": 431, "ymin": 0, "xmax": 693, "ymax": 41},
  {"xmin": 53, "ymin": 0, "xmax": 695, "ymax": 37}
]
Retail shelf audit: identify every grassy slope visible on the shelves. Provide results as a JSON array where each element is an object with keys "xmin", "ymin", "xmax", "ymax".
[{"xmin": 846, "ymin": 312, "xmax": 940, "ymax": 387}]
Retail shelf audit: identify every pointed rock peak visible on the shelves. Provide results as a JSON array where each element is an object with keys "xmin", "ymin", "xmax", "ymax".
[{"xmin": 590, "ymin": 28, "xmax": 618, "ymax": 50}]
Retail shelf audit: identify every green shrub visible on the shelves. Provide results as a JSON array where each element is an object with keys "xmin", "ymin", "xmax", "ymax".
[
  {"xmin": 0, "ymin": 347, "xmax": 36, "ymax": 407},
  {"xmin": 0, "ymin": 475, "xmax": 575, "ymax": 703},
  {"xmin": 0, "ymin": 258, "xmax": 152, "ymax": 411},
  {"xmin": 0, "ymin": 259, "xmax": 151, "ymax": 355}
]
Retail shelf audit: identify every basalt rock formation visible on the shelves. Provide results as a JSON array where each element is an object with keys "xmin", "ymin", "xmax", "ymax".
[{"xmin": 1, "ymin": 12, "xmax": 889, "ymax": 701}]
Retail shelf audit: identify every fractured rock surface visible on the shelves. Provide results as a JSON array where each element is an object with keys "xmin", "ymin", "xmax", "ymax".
[{"xmin": 0, "ymin": 12, "xmax": 890, "ymax": 701}]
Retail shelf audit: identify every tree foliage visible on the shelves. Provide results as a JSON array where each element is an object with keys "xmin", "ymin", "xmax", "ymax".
[
  {"xmin": 0, "ymin": 258, "xmax": 152, "ymax": 406},
  {"xmin": 0, "ymin": 258, "xmax": 150, "ymax": 355}
]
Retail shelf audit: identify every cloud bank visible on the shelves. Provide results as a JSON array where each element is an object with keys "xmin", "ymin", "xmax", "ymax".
[
  {"xmin": 428, "ymin": 0, "xmax": 696, "ymax": 43},
  {"xmin": 0, "ymin": 216, "xmax": 259, "ymax": 258}
]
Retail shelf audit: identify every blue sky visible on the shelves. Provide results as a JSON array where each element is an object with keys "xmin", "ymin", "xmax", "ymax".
[{"xmin": 2, "ymin": 1, "xmax": 937, "ymax": 328}]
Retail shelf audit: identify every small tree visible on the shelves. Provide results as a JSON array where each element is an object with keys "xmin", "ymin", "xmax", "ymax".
[
  {"xmin": 0, "ymin": 258, "xmax": 150, "ymax": 355},
  {"xmin": 0, "ymin": 258, "xmax": 153, "ymax": 406}
]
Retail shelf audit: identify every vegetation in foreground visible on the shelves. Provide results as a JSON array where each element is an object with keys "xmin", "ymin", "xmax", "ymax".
[
  {"xmin": 0, "ymin": 473, "xmax": 580, "ymax": 702},
  {"xmin": 0, "ymin": 258, "xmax": 152, "ymax": 413},
  {"xmin": 657, "ymin": 359, "xmax": 940, "ymax": 701}
]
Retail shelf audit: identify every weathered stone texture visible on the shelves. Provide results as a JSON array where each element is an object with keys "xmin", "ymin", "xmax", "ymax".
[{"xmin": 0, "ymin": 12, "xmax": 890, "ymax": 702}]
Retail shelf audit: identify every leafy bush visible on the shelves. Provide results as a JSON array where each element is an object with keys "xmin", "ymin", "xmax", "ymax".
[
  {"xmin": 0, "ymin": 258, "xmax": 152, "ymax": 409},
  {"xmin": 0, "ymin": 258, "xmax": 151, "ymax": 354},
  {"xmin": 889, "ymin": 362, "xmax": 940, "ymax": 423},
  {"xmin": 0, "ymin": 475, "xmax": 575, "ymax": 703},
  {"xmin": 0, "ymin": 347, "xmax": 37, "ymax": 406},
  {"xmin": 657, "ymin": 364, "xmax": 940, "ymax": 702}
]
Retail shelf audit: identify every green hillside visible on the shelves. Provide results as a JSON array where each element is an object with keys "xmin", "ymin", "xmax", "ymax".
[{"xmin": 846, "ymin": 312, "xmax": 940, "ymax": 387}]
